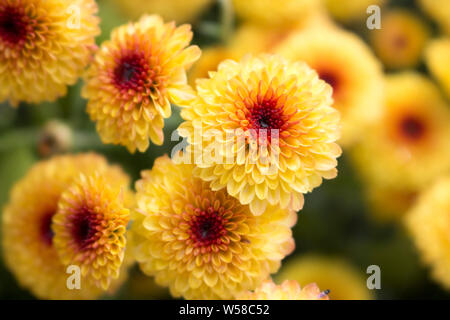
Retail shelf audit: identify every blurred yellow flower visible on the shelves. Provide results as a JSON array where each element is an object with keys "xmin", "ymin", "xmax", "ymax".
[
  {"xmin": 352, "ymin": 72, "xmax": 450, "ymax": 191},
  {"xmin": 276, "ymin": 255, "xmax": 372, "ymax": 300},
  {"xmin": 131, "ymin": 156, "xmax": 296, "ymax": 299},
  {"xmin": 2, "ymin": 153, "xmax": 131, "ymax": 299},
  {"xmin": 112, "ymin": 0, "xmax": 213, "ymax": 23},
  {"xmin": 324, "ymin": 0, "xmax": 386, "ymax": 23},
  {"xmin": 419, "ymin": 0, "xmax": 450, "ymax": 35},
  {"xmin": 405, "ymin": 176, "xmax": 450, "ymax": 290},
  {"xmin": 189, "ymin": 24, "xmax": 293, "ymax": 85},
  {"xmin": 53, "ymin": 173, "xmax": 131, "ymax": 290},
  {"xmin": 232, "ymin": 0, "xmax": 324, "ymax": 30},
  {"xmin": 179, "ymin": 54, "xmax": 341, "ymax": 215},
  {"xmin": 82, "ymin": 15, "xmax": 200, "ymax": 153},
  {"xmin": 364, "ymin": 183, "xmax": 418, "ymax": 223},
  {"xmin": 0, "ymin": 0, "xmax": 100, "ymax": 106},
  {"xmin": 237, "ymin": 279, "xmax": 329, "ymax": 300},
  {"xmin": 425, "ymin": 38, "xmax": 450, "ymax": 100},
  {"xmin": 369, "ymin": 9, "xmax": 430, "ymax": 69},
  {"xmin": 277, "ymin": 26, "xmax": 383, "ymax": 147}
]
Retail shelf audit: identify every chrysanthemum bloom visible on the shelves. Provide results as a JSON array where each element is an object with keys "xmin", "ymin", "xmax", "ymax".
[
  {"xmin": 276, "ymin": 26, "xmax": 383, "ymax": 147},
  {"xmin": 324, "ymin": 0, "xmax": 386, "ymax": 23},
  {"xmin": 232, "ymin": 0, "xmax": 324, "ymax": 30},
  {"xmin": 369, "ymin": 10, "xmax": 430, "ymax": 69},
  {"xmin": 82, "ymin": 15, "xmax": 201, "ymax": 153},
  {"xmin": 405, "ymin": 177, "xmax": 450, "ymax": 289},
  {"xmin": 351, "ymin": 73, "xmax": 450, "ymax": 191},
  {"xmin": 276, "ymin": 255, "xmax": 372, "ymax": 300},
  {"xmin": 111, "ymin": 0, "xmax": 213, "ymax": 23},
  {"xmin": 0, "ymin": 0, "xmax": 100, "ymax": 106},
  {"xmin": 52, "ymin": 173, "xmax": 130, "ymax": 290},
  {"xmin": 425, "ymin": 38, "xmax": 450, "ymax": 100},
  {"xmin": 131, "ymin": 155, "xmax": 296, "ymax": 299},
  {"xmin": 178, "ymin": 54, "xmax": 341, "ymax": 215},
  {"xmin": 2, "ymin": 153, "xmax": 131, "ymax": 299},
  {"xmin": 419, "ymin": 0, "xmax": 450, "ymax": 35},
  {"xmin": 237, "ymin": 279, "xmax": 329, "ymax": 300}
]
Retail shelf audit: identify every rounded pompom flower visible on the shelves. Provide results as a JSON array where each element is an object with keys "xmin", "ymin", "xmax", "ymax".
[
  {"xmin": 111, "ymin": 0, "xmax": 213, "ymax": 23},
  {"xmin": 178, "ymin": 54, "xmax": 341, "ymax": 215},
  {"xmin": 276, "ymin": 26, "xmax": 383, "ymax": 147},
  {"xmin": 351, "ymin": 72, "xmax": 450, "ymax": 191},
  {"xmin": 0, "ymin": 0, "xmax": 100, "ymax": 106},
  {"xmin": 237, "ymin": 279, "xmax": 329, "ymax": 300},
  {"xmin": 53, "ymin": 173, "xmax": 131, "ymax": 290},
  {"xmin": 276, "ymin": 255, "xmax": 372, "ymax": 300},
  {"xmin": 425, "ymin": 38, "xmax": 450, "ymax": 100},
  {"xmin": 131, "ymin": 155, "xmax": 296, "ymax": 300},
  {"xmin": 369, "ymin": 9, "xmax": 430, "ymax": 69},
  {"xmin": 405, "ymin": 176, "xmax": 450, "ymax": 289},
  {"xmin": 82, "ymin": 15, "xmax": 201, "ymax": 153},
  {"xmin": 2, "ymin": 153, "xmax": 131, "ymax": 299}
]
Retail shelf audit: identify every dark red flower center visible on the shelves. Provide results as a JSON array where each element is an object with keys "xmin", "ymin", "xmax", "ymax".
[
  {"xmin": 113, "ymin": 53, "xmax": 153, "ymax": 93},
  {"xmin": 249, "ymin": 99, "xmax": 284, "ymax": 131},
  {"xmin": 71, "ymin": 208, "xmax": 99, "ymax": 249},
  {"xmin": 318, "ymin": 70, "xmax": 341, "ymax": 99},
  {"xmin": 40, "ymin": 212, "xmax": 55, "ymax": 246},
  {"xmin": 399, "ymin": 114, "xmax": 427, "ymax": 142},
  {"xmin": 0, "ymin": 4, "xmax": 31, "ymax": 46},
  {"xmin": 190, "ymin": 207, "xmax": 227, "ymax": 247}
]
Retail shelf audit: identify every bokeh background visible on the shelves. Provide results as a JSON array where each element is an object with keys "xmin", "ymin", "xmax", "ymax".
[{"xmin": 1, "ymin": 0, "xmax": 450, "ymax": 299}]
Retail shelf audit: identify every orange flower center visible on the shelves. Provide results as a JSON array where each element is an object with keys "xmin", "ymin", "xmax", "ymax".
[
  {"xmin": 189, "ymin": 207, "xmax": 227, "ymax": 248},
  {"xmin": 40, "ymin": 212, "xmax": 55, "ymax": 246},
  {"xmin": 70, "ymin": 208, "xmax": 100, "ymax": 250},
  {"xmin": 0, "ymin": 3, "xmax": 32, "ymax": 47},
  {"xmin": 399, "ymin": 114, "xmax": 427, "ymax": 142}
]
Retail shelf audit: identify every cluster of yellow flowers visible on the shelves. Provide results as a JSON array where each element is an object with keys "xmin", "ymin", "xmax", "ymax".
[{"xmin": 2, "ymin": 0, "xmax": 450, "ymax": 300}]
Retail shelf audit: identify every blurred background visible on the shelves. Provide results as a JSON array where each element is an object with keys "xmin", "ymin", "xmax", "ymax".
[{"xmin": 1, "ymin": 0, "xmax": 450, "ymax": 299}]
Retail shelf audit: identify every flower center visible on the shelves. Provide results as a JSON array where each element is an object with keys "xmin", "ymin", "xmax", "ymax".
[
  {"xmin": 318, "ymin": 70, "xmax": 340, "ymax": 99},
  {"xmin": 190, "ymin": 207, "xmax": 227, "ymax": 247},
  {"xmin": 0, "ymin": 4, "xmax": 31, "ymax": 46},
  {"xmin": 113, "ymin": 53, "xmax": 152, "ymax": 92},
  {"xmin": 249, "ymin": 99, "xmax": 284, "ymax": 131},
  {"xmin": 40, "ymin": 212, "xmax": 55, "ymax": 246},
  {"xmin": 399, "ymin": 114, "xmax": 426, "ymax": 142},
  {"xmin": 71, "ymin": 209, "xmax": 99, "ymax": 249}
]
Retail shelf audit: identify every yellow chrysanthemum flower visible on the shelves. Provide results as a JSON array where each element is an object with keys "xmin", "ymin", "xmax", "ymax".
[
  {"xmin": 232, "ymin": 0, "xmax": 324, "ymax": 30},
  {"xmin": 405, "ymin": 176, "xmax": 450, "ymax": 289},
  {"xmin": 53, "ymin": 173, "xmax": 130, "ymax": 290},
  {"xmin": 425, "ymin": 38, "xmax": 450, "ymax": 100},
  {"xmin": 351, "ymin": 72, "xmax": 450, "ymax": 191},
  {"xmin": 324, "ymin": 0, "xmax": 386, "ymax": 23},
  {"xmin": 111, "ymin": 0, "xmax": 213, "ymax": 23},
  {"xmin": 82, "ymin": 15, "xmax": 201, "ymax": 153},
  {"xmin": 2, "ymin": 153, "xmax": 131, "ymax": 299},
  {"xmin": 237, "ymin": 279, "xmax": 329, "ymax": 300},
  {"xmin": 276, "ymin": 26, "xmax": 383, "ymax": 147},
  {"xmin": 0, "ymin": 0, "xmax": 100, "ymax": 106},
  {"xmin": 419, "ymin": 0, "xmax": 450, "ymax": 35},
  {"xmin": 178, "ymin": 54, "xmax": 341, "ymax": 215},
  {"xmin": 276, "ymin": 255, "xmax": 372, "ymax": 300},
  {"xmin": 131, "ymin": 155, "xmax": 296, "ymax": 299},
  {"xmin": 369, "ymin": 9, "xmax": 430, "ymax": 69}
]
